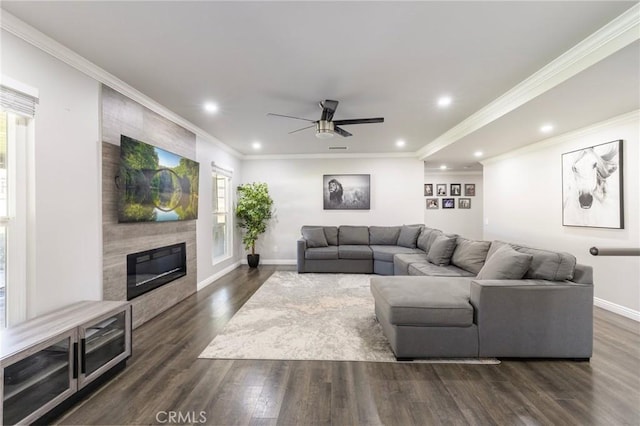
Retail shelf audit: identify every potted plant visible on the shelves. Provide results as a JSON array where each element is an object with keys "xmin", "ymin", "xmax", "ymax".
[{"xmin": 235, "ymin": 182, "xmax": 274, "ymax": 268}]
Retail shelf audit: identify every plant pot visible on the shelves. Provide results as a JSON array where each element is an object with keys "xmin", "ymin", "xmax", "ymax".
[{"xmin": 247, "ymin": 254, "xmax": 260, "ymax": 268}]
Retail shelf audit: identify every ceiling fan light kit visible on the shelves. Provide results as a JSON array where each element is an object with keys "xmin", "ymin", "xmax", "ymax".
[
  {"xmin": 268, "ymin": 99, "xmax": 384, "ymax": 139},
  {"xmin": 315, "ymin": 120, "xmax": 335, "ymax": 139}
]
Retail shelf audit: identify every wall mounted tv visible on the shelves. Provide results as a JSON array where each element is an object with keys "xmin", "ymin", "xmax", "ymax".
[{"xmin": 118, "ymin": 135, "xmax": 199, "ymax": 223}]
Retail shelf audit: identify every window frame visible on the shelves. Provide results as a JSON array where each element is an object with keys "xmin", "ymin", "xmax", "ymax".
[
  {"xmin": 0, "ymin": 110, "xmax": 29, "ymax": 327},
  {"xmin": 212, "ymin": 167, "xmax": 233, "ymax": 265}
]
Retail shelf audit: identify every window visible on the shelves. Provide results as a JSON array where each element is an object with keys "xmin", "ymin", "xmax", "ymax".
[
  {"xmin": 212, "ymin": 166, "xmax": 232, "ymax": 263},
  {"xmin": 0, "ymin": 110, "xmax": 29, "ymax": 327},
  {"xmin": 0, "ymin": 111, "xmax": 7, "ymax": 327},
  {"xmin": 1, "ymin": 79, "xmax": 36, "ymax": 327}
]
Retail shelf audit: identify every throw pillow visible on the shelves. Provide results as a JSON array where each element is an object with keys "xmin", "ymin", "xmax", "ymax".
[
  {"xmin": 426, "ymin": 235, "xmax": 458, "ymax": 266},
  {"xmin": 302, "ymin": 228, "xmax": 328, "ymax": 248},
  {"xmin": 476, "ymin": 244, "xmax": 533, "ymax": 280},
  {"xmin": 397, "ymin": 225, "xmax": 422, "ymax": 248},
  {"xmin": 451, "ymin": 238, "xmax": 492, "ymax": 274},
  {"xmin": 417, "ymin": 228, "xmax": 439, "ymax": 252}
]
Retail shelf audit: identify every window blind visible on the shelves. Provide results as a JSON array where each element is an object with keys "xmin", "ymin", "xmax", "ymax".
[{"xmin": 0, "ymin": 85, "xmax": 39, "ymax": 118}]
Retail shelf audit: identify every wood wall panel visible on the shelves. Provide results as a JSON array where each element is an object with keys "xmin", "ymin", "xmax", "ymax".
[{"xmin": 101, "ymin": 86, "xmax": 198, "ymax": 329}]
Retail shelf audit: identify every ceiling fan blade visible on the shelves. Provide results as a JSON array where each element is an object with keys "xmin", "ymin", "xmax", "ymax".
[
  {"xmin": 288, "ymin": 124, "xmax": 316, "ymax": 134},
  {"xmin": 320, "ymin": 99, "xmax": 339, "ymax": 121},
  {"xmin": 334, "ymin": 126, "xmax": 352, "ymax": 137},
  {"xmin": 267, "ymin": 112, "xmax": 315, "ymax": 122},
  {"xmin": 333, "ymin": 117, "xmax": 384, "ymax": 126}
]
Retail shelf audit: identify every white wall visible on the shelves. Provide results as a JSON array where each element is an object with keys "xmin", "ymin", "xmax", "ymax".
[
  {"xmin": 196, "ymin": 135, "xmax": 243, "ymax": 287},
  {"xmin": 240, "ymin": 157, "xmax": 425, "ymax": 261},
  {"xmin": 1, "ymin": 30, "xmax": 102, "ymax": 317},
  {"xmin": 483, "ymin": 112, "xmax": 640, "ymax": 315},
  {"xmin": 424, "ymin": 169, "xmax": 484, "ymax": 239}
]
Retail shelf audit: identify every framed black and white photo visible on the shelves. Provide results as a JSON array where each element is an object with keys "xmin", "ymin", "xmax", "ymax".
[
  {"xmin": 426, "ymin": 198, "xmax": 439, "ymax": 209},
  {"xmin": 562, "ymin": 140, "xmax": 623, "ymax": 228},
  {"xmin": 464, "ymin": 184, "xmax": 476, "ymax": 196},
  {"xmin": 459, "ymin": 198, "xmax": 471, "ymax": 209},
  {"xmin": 436, "ymin": 184, "xmax": 447, "ymax": 196},
  {"xmin": 442, "ymin": 198, "xmax": 455, "ymax": 209},
  {"xmin": 424, "ymin": 184, "xmax": 433, "ymax": 196},
  {"xmin": 323, "ymin": 174, "xmax": 371, "ymax": 210},
  {"xmin": 450, "ymin": 184, "xmax": 461, "ymax": 196}
]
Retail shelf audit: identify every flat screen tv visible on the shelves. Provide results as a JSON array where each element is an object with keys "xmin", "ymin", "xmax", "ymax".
[{"xmin": 118, "ymin": 135, "xmax": 199, "ymax": 223}]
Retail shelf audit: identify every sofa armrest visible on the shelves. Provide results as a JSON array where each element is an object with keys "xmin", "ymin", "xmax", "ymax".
[
  {"xmin": 297, "ymin": 238, "xmax": 307, "ymax": 273},
  {"xmin": 470, "ymin": 279, "xmax": 593, "ymax": 358}
]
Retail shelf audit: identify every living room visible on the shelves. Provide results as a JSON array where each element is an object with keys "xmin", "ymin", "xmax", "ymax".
[{"xmin": 1, "ymin": 1, "xmax": 639, "ymax": 425}]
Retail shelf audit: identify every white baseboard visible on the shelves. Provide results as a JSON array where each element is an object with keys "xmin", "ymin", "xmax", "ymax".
[
  {"xmin": 197, "ymin": 261, "xmax": 242, "ymax": 291},
  {"xmin": 239, "ymin": 258, "xmax": 297, "ymax": 265},
  {"xmin": 594, "ymin": 297, "xmax": 640, "ymax": 322}
]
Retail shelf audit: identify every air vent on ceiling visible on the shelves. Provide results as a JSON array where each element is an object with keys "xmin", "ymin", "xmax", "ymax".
[{"xmin": 328, "ymin": 146, "xmax": 348, "ymax": 150}]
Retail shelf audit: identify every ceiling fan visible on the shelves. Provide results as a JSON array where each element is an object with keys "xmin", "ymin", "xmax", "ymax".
[{"xmin": 267, "ymin": 100, "xmax": 384, "ymax": 139}]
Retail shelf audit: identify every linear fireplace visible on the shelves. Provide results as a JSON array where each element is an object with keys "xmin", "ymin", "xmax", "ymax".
[{"xmin": 127, "ymin": 242, "xmax": 186, "ymax": 300}]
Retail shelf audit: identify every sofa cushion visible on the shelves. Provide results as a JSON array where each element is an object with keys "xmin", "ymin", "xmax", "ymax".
[
  {"xmin": 397, "ymin": 225, "xmax": 423, "ymax": 248},
  {"xmin": 393, "ymin": 253, "xmax": 429, "ymax": 275},
  {"xmin": 476, "ymin": 244, "xmax": 533, "ymax": 280},
  {"xmin": 426, "ymin": 235, "xmax": 458, "ymax": 266},
  {"xmin": 305, "ymin": 246, "xmax": 339, "ymax": 260},
  {"xmin": 302, "ymin": 226, "xmax": 338, "ymax": 245},
  {"xmin": 370, "ymin": 245, "xmax": 422, "ymax": 262},
  {"xmin": 338, "ymin": 226, "xmax": 370, "ymax": 245},
  {"xmin": 408, "ymin": 262, "xmax": 475, "ymax": 277},
  {"xmin": 451, "ymin": 238, "xmax": 491, "ymax": 274},
  {"xmin": 369, "ymin": 226, "xmax": 401, "ymax": 245},
  {"xmin": 370, "ymin": 276, "xmax": 473, "ymax": 326},
  {"xmin": 338, "ymin": 245, "xmax": 373, "ymax": 260},
  {"xmin": 301, "ymin": 227, "xmax": 328, "ymax": 248},
  {"xmin": 417, "ymin": 227, "xmax": 441, "ymax": 252},
  {"xmin": 487, "ymin": 241, "xmax": 576, "ymax": 281}
]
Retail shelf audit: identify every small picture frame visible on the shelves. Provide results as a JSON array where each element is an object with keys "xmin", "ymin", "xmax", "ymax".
[
  {"xmin": 464, "ymin": 184, "xmax": 476, "ymax": 196},
  {"xmin": 424, "ymin": 184, "xmax": 433, "ymax": 196},
  {"xmin": 459, "ymin": 198, "xmax": 471, "ymax": 209},
  {"xmin": 436, "ymin": 184, "xmax": 447, "ymax": 196},
  {"xmin": 450, "ymin": 184, "xmax": 461, "ymax": 196},
  {"xmin": 442, "ymin": 198, "xmax": 455, "ymax": 209},
  {"xmin": 426, "ymin": 198, "xmax": 439, "ymax": 209}
]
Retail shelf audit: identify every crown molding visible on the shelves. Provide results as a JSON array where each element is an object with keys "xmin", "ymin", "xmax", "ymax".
[
  {"xmin": 417, "ymin": 3, "xmax": 640, "ymax": 161},
  {"xmin": 481, "ymin": 109, "xmax": 639, "ymax": 166},
  {"xmin": 0, "ymin": 11, "xmax": 243, "ymax": 159},
  {"xmin": 242, "ymin": 151, "xmax": 418, "ymax": 161},
  {"xmin": 424, "ymin": 170, "xmax": 483, "ymax": 176}
]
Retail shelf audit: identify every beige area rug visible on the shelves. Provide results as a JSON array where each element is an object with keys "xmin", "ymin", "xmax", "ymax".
[{"xmin": 199, "ymin": 272, "xmax": 499, "ymax": 364}]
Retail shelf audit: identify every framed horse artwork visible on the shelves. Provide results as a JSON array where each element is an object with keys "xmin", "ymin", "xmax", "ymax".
[{"xmin": 562, "ymin": 140, "xmax": 623, "ymax": 228}]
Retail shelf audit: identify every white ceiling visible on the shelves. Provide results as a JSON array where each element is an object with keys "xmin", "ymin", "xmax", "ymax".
[{"xmin": 1, "ymin": 1, "xmax": 638, "ymax": 167}]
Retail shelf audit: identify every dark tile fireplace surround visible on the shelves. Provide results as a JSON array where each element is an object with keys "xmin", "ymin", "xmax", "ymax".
[{"xmin": 126, "ymin": 242, "xmax": 186, "ymax": 301}]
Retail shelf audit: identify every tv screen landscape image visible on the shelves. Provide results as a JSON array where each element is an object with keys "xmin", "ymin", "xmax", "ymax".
[{"xmin": 118, "ymin": 135, "xmax": 199, "ymax": 223}]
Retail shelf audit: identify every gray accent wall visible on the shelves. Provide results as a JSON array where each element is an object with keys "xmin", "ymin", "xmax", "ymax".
[{"xmin": 101, "ymin": 85, "xmax": 197, "ymax": 328}]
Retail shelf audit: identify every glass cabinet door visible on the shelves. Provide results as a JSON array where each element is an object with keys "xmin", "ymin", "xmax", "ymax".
[
  {"xmin": 78, "ymin": 307, "xmax": 131, "ymax": 388},
  {"xmin": 2, "ymin": 332, "xmax": 76, "ymax": 425}
]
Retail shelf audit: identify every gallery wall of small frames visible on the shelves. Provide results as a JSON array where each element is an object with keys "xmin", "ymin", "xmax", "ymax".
[{"xmin": 424, "ymin": 183, "xmax": 475, "ymax": 210}]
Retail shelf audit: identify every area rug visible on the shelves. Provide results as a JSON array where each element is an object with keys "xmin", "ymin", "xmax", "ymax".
[{"xmin": 199, "ymin": 271, "xmax": 498, "ymax": 364}]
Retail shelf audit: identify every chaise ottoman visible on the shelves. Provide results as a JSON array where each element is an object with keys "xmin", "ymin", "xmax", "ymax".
[{"xmin": 370, "ymin": 276, "xmax": 479, "ymax": 359}]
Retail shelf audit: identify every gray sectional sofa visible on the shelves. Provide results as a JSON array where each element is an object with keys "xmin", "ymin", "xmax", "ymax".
[{"xmin": 297, "ymin": 225, "xmax": 594, "ymax": 360}]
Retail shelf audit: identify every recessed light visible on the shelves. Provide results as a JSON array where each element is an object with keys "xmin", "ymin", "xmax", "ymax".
[
  {"xmin": 540, "ymin": 124, "xmax": 553, "ymax": 133},
  {"xmin": 251, "ymin": 141, "xmax": 261, "ymax": 150},
  {"xmin": 440, "ymin": 164, "xmax": 447, "ymax": 170},
  {"xmin": 437, "ymin": 96, "xmax": 452, "ymax": 108},
  {"xmin": 204, "ymin": 102, "xmax": 219, "ymax": 114},
  {"xmin": 396, "ymin": 139, "xmax": 406, "ymax": 147},
  {"xmin": 474, "ymin": 151, "xmax": 483, "ymax": 157}
]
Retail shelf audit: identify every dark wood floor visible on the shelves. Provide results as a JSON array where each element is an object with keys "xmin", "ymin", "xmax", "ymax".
[{"xmin": 56, "ymin": 266, "xmax": 640, "ymax": 425}]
